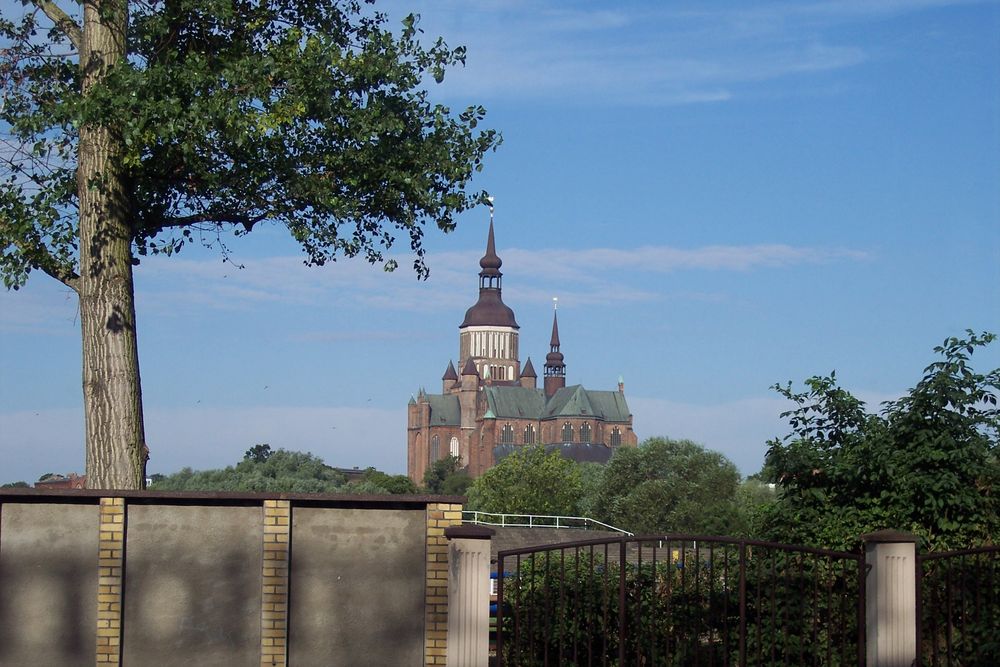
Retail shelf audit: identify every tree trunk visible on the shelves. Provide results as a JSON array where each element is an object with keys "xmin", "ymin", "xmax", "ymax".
[{"xmin": 79, "ymin": 0, "xmax": 147, "ymax": 489}]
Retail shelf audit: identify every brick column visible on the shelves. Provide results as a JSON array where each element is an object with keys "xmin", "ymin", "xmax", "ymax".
[
  {"xmin": 261, "ymin": 500, "xmax": 291, "ymax": 666},
  {"xmin": 425, "ymin": 502, "xmax": 463, "ymax": 666},
  {"xmin": 96, "ymin": 497, "xmax": 125, "ymax": 665}
]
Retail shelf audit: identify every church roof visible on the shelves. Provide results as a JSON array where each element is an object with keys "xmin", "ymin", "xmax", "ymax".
[
  {"xmin": 483, "ymin": 386, "xmax": 547, "ymax": 419},
  {"xmin": 424, "ymin": 394, "xmax": 461, "ymax": 426},
  {"xmin": 481, "ymin": 384, "xmax": 631, "ymax": 422}
]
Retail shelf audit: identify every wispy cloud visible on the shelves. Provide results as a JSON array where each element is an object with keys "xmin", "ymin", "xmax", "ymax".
[{"xmin": 391, "ymin": 0, "xmax": 988, "ymax": 106}]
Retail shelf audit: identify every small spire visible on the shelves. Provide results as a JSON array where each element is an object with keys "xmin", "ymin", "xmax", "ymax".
[
  {"xmin": 461, "ymin": 358, "xmax": 479, "ymax": 376},
  {"xmin": 521, "ymin": 358, "xmax": 537, "ymax": 378},
  {"xmin": 549, "ymin": 308, "xmax": 561, "ymax": 348},
  {"xmin": 442, "ymin": 361, "xmax": 458, "ymax": 381}
]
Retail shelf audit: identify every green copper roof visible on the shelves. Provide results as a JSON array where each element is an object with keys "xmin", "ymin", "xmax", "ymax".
[
  {"xmin": 478, "ymin": 384, "xmax": 631, "ymax": 422},
  {"xmin": 425, "ymin": 394, "xmax": 461, "ymax": 426},
  {"xmin": 483, "ymin": 386, "xmax": 546, "ymax": 418}
]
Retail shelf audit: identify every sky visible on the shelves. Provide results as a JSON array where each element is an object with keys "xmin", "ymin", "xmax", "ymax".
[{"xmin": 1, "ymin": 0, "xmax": 999, "ymax": 484}]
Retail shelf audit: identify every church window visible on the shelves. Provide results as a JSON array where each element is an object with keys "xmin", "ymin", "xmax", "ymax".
[
  {"xmin": 431, "ymin": 435, "xmax": 440, "ymax": 462},
  {"xmin": 450, "ymin": 437, "xmax": 460, "ymax": 459},
  {"xmin": 500, "ymin": 423, "xmax": 515, "ymax": 444},
  {"xmin": 581, "ymin": 423, "xmax": 592, "ymax": 443},
  {"xmin": 611, "ymin": 427, "xmax": 622, "ymax": 447},
  {"xmin": 562, "ymin": 422, "xmax": 573, "ymax": 443},
  {"xmin": 523, "ymin": 424, "xmax": 536, "ymax": 444}
]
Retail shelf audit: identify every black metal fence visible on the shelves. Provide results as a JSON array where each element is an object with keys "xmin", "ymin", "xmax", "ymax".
[
  {"xmin": 917, "ymin": 546, "xmax": 1000, "ymax": 667},
  {"xmin": 496, "ymin": 535, "xmax": 865, "ymax": 667}
]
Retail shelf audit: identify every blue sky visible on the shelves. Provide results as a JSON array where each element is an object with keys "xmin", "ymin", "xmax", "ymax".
[{"xmin": 1, "ymin": 0, "xmax": 998, "ymax": 483}]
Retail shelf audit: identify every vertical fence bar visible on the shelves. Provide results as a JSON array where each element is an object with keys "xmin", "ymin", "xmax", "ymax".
[
  {"xmin": 738, "ymin": 541, "xmax": 747, "ymax": 667},
  {"xmin": 496, "ymin": 554, "xmax": 505, "ymax": 667},
  {"xmin": 858, "ymin": 554, "xmax": 866, "ymax": 667},
  {"xmin": 915, "ymin": 553, "xmax": 923, "ymax": 667},
  {"xmin": 619, "ymin": 538, "xmax": 627, "ymax": 667}
]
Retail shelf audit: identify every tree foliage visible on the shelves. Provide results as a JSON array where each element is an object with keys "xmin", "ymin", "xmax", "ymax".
[
  {"xmin": 148, "ymin": 446, "xmax": 416, "ymax": 495},
  {"xmin": 1, "ymin": 1, "xmax": 499, "ymax": 488},
  {"xmin": 762, "ymin": 331, "xmax": 1000, "ymax": 551},
  {"xmin": 466, "ymin": 445, "xmax": 582, "ymax": 516},
  {"xmin": 594, "ymin": 437, "xmax": 742, "ymax": 535},
  {"xmin": 422, "ymin": 454, "xmax": 470, "ymax": 495}
]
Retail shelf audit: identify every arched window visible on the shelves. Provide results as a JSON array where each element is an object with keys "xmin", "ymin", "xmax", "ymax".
[
  {"xmin": 611, "ymin": 427, "xmax": 622, "ymax": 447},
  {"xmin": 580, "ymin": 423, "xmax": 592, "ymax": 443},
  {"xmin": 500, "ymin": 423, "xmax": 515, "ymax": 444},
  {"xmin": 430, "ymin": 435, "xmax": 440, "ymax": 462},
  {"xmin": 562, "ymin": 422, "xmax": 573, "ymax": 443},
  {"xmin": 523, "ymin": 424, "xmax": 536, "ymax": 445},
  {"xmin": 450, "ymin": 436, "xmax": 460, "ymax": 459}
]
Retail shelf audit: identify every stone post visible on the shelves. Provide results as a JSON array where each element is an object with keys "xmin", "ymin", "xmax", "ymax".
[
  {"xmin": 863, "ymin": 530, "xmax": 918, "ymax": 667},
  {"xmin": 444, "ymin": 524, "xmax": 495, "ymax": 667}
]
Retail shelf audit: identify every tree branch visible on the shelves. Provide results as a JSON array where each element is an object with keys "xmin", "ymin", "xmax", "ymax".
[
  {"xmin": 34, "ymin": 1, "xmax": 82, "ymax": 50},
  {"xmin": 156, "ymin": 212, "xmax": 268, "ymax": 232}
]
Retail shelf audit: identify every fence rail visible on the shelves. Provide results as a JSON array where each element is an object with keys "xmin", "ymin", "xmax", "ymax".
[
  {"xmin": 462, "ymin": 510, "xmax": 632, "ymax": 535},
  {"xmin": 496, "ymin": 534, "xmax": 865, "ymax": 667}
]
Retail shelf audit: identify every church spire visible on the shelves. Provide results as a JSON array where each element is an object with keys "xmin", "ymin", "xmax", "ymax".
[{"xmin": 544, "ymin": 298, "xmax": 566, "ymax": 398}]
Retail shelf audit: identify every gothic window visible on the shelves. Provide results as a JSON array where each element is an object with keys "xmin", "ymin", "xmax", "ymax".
[
  {"xmin": 523, "ymin": 424, "xmax": 536, "ymax": 445},
  {"xmin": 611, "ymin": 427, "xmax": 622, "ymax": 447},
  {"xmin": 562, "ymin": 422, "xmax": 573, "ymax": 443},
  {"xmin": 450, "ymin": 437, "xmax": 460, "ymax": 459},
  {"xmin": 580, "ymin": 422, "xmax": 592, "ymax": 443},
  {"xmin": 501, "ymin": 423, "xmax": 515, "ymax": 444},
  {"xmin": 431, "ymin": 435, "xmax": 440, "ymax": 462}
]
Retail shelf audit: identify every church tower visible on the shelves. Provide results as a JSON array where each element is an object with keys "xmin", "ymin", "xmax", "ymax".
[
  {"xmin": 543, "ymin": 305, "xmax": 566, "ymax": 398},
  {"xmin": 457, "ymin": 211, "xmax": 520, "ymax": 383}
]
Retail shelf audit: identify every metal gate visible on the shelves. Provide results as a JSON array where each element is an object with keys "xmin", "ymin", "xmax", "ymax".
[{"xmin": 496, "ymin": 535, "xmax": 866, "ymax": 667}]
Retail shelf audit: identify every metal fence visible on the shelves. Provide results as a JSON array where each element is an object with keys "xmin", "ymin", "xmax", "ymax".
[
  {"xmin": 917, "ymin": 545, "xmax": 1000, "ymax": 667},
  {"xmin": 464, "ymin": 510, "xmax": 632, "ymax": 534},
  {"xmin": 496, "ymin": 535, "xmax": 865, "ymax": 667}
]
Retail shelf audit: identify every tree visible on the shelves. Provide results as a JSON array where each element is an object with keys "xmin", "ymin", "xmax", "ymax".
[
  {"xmin": 149, "ymin": 448, "xmax": 348, "ymax": 492},
  {"xmin": 422, "ymin": 454, "xmax": 470, "ymax": 495},
  {"xmin": 467, "ymin": 446, "xmax": 583, "ymax": 516},
  {"xmin": 245, "ymin": 443, "xmax": 273, "ymax": 464},
  {"xmin": 762, "ymin": 331, "xmax": 999, "ymax": 551},
  {"xmin": 1, "ymin": 2, "xmax": 500, "ymax": 489},
  {"xmin": 1, "ymin": 481, "xmax": 30, "ymax": 488},
  {"xmin": 594, "ymin": 437, "xmax": 742, "ymax": 535},
  {"xmin": 355, "ymin": 466, "xmax": 418, "ymax": 494}
]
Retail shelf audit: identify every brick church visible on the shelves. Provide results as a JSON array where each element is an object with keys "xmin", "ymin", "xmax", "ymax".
[{"xmin": 406, "ymin": 215, "xmax": 638, "ymax": 484}]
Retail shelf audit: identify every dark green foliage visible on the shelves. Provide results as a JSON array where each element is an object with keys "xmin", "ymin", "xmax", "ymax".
[
  {"xmin": 1, "ymin": 1, "xmax": 501, "ymax": 286},
  {"xmin": 355, "ymin": 467, "xmax": 418, "ymax": 494},
  {"xmin": 422, "ymin": 455, "xmax": 470, "ymax": 495},
  {"xmin": 466, "ymin": 445, "xmax": 582, "ymax": 515},
  {"xmin": 919, "ymin": 549, "xmax": 1000, "ymax": 666},
  {"xmin": 424, "ymin": 456, "xmax": 472, "ymax": 496},
  {"xmin": 499, "ymin": 543, "xmax": 862, "ymax": 666},
  {"xmin": 763, "ymin": 331, "xmax": 1000, "ymax": 551},
  {"xmin": 244, "ymin": 443, "xmax": 273, "ymax": 464},
  {"xmin": 594, "ymin": 438, "xmax": 742, "ymax": 535},
  {"xmin": 0, "ymin": 481, "xmax": 30, "ymax": 488},
  {"xmin": 149, "ymin": 448, "xmax": 348, "ymax": 492}
]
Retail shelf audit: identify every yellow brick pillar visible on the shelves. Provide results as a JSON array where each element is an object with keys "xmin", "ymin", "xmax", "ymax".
[
  {"xmin": 425, "ymin": 502, "xmax": 464, "ymax": 666},
  {"xmin": 261, "ymin": 499, "xmax": 291, "ymax": 666},
  {"xmin": 96, "ymin": 497, "xmax": 125, "ymax": 665}
]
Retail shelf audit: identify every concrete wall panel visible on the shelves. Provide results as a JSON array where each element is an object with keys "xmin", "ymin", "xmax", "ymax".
[
  {"xmin": 0, "ymin": 502, "xmax": 98, "ymax": 666},
  {"xmin": 289, "ymin": 507, "xmax": 425, "ymax": 666},
  {"xmin": 122, "ymin": 505, "xmax": 261, "ymax": 666}
]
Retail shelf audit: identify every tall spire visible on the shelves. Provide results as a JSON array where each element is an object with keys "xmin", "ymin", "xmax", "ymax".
[
  {"xmin": 544, "ymin": 298, "xmax": 566, "ymax": 400},
  {"xmin": 459, "ymin": 200, "xmax": 518, "ymax": 329}
]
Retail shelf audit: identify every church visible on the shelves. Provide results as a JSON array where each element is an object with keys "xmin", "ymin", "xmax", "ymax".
[{"xmin": 406, "ymin": 214, "xmax": 638, "ymax": 484}]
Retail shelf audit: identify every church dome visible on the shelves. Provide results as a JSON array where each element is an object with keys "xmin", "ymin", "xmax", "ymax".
[{"xmin": 460, "ymin": 290, "xmax": 519, "ymax": 328}]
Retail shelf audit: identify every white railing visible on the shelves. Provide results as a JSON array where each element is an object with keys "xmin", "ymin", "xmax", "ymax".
[{"xmin": 461, "ymin": 510, "xmax": 633, "ymax": 535}]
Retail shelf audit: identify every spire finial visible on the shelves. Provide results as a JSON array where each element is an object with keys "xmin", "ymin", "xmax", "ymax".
[
  {"xmin": 553, "ymin": 296, "xmax": 558, "ymax": 311},
  {"xmin": 487, "ymin": 195, "xmax": 494, "ymax": 224}
]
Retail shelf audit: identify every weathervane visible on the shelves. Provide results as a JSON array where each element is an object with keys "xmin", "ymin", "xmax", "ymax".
[
  {"xmin": 553, "ymin": 296, "xmax": 558, "ymax": 311},
  {"xmin": 487, "ymin": 195, "xmax": 495, "ymax": 223}
]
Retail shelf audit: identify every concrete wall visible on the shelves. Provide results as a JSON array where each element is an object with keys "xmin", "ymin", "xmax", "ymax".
[
  {"xmin": 0, "ymin": 491, "xmax": 464, "ymax": 667},
  {"xmin": 289, "ymin": 508, "xmax": 425, "ymax": 666},
  {"xmin": 0, "ymin": 502, "xmax": 99, "ymax": 666}
]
